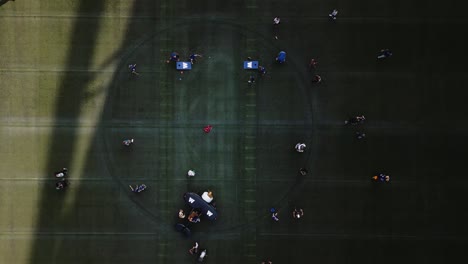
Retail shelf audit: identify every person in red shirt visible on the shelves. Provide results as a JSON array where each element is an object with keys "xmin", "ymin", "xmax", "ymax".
[{"xmin": 203, "ymin": 125, "xmax": 212, "ymax": 133}]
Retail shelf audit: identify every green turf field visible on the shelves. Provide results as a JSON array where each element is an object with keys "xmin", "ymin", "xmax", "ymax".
[{"xmin": 1, "ymin": 0, "xmax": 468, "ymax": 263}]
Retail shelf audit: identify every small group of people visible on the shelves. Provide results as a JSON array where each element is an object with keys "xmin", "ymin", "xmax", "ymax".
[
  {"xmin": 129, "ymin": 184, "xmax": 147, "ymax": 193},
  {"xmin": 270, "ymin": 207, "xmax": 305, "ymax": 221},
  {"xmin": 165, "ymin": 52, "xmax": 203, "ymax": 64},
  {"xmin": 189, "ymin": 242, "xmax": 207, "ymax": 262},
  {"xmin": 372, "ymin": 173, "xmax": 391, "ymax": 182},
  {"xmin": 55, "ymin": 168, "xmax": 69, "ymax": 190},
  {"xmin": 345, "ymin": 115, "xmax": 366, "ymax": 125}
]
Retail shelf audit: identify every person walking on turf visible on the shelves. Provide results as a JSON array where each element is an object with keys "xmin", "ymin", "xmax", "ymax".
[
  {"xmin": 299, "ymin": 168, "xmax": 308, "ymax": 176},
  {"xmin": 189, "ymin": 53, "xmax": 202, "ymax": 64},
  {"xmin": 122, "ymin": 138, "xmax": 134, "ymax": 146},
  {"xmin": 329, "ymin": 9, "xmax": 338, "ymax": 20},
  {"xmin": 258, "ymin": 66, "xmax": 266, "ymax": 76},
  {"xmin": 166, "ymin": 52, "xmax": 180, "ymax": 63},
  {"xmin": 272, "ymin": 211, "xmax": 279, "ymax": 221},
  {"xmin": 309, "ymin": 58, "xmax": 318, "ymax": 69},
  {"xmin": 187, "ymin": 169, "xmax": 196, "ymax": 177},
  {"xmin": 55, "ymin": 178, "xmax": 69, "ymax": 190},
  {"xmin": 189, "ymin": 242, "xmax": 199, "ymax": 255},
  {"xmin": 129, "ymin": 184, "xmax": 147, "ymax": 193},
  {"xmin": 128, "ymin": 64, "xmax": 139, "ymax": 75},
  {"xmin": 295, "ymin": 143, "xmax": 306, "ymax": 153},
  {"xmin": 312, "ymin": 74, "xmax": 322, "ymax": 83},
  {"xmin": 273, "ymin": 16, "xmax": 280, "ymax": 39},
  {"xmin": 355, "ymin": 132, "xmax": 366, "ymax": 140},
  {"xmin": 345, "ymin": 115, "xmax": 365, "ymax": 125},
  {"xmin": 197, "ymin": 249, "xmax": 207, "ymax": 262},
  {"xmin": 55, "ymin": 168, "xmax": 68, "ymax": 178},
  {"xmin": 203, "ymin": 125, "xmax": 212, "ymax": 133},
  {"xmin": 292, "ymin": 208, "xmax": 304, "ymax": 219},
  {"xmin": 377, "ymin": 49, "xmax": 393, "ymax": 59}
]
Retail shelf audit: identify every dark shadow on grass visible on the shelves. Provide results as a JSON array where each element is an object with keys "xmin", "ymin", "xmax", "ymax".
[
  {"xmin": 29, "ymin": 0, "xmax": 167, "ymax": 263},
  {"xmin": 0, "ymin": 0, "xmax": 14, "ymax": 7},
  {"xmin": 28, "ymin": 1, "xmax": 105, "ymax": 263}
]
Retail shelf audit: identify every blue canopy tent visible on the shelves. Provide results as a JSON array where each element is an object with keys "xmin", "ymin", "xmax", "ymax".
[{"xmin": 183, "ymin": 192, "xmax": 218, "ymax": 221}]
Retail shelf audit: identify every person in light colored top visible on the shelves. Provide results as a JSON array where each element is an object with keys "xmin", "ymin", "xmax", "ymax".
[
  {"xmin": 187, "ymin": 170, "xmax": 196, "ymax": 177},
  {"xmin": 201, "ymin": 191, "xmax": 213, "ymax": 203},
  {"xmin": 295, "ymin": 143, "xmax": 306, "ymax": 153}
]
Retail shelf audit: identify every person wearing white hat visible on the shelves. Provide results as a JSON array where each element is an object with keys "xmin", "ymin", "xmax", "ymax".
[{"xmin": 187, "ymin": 170, "xmax": 196, "ymax": 177}]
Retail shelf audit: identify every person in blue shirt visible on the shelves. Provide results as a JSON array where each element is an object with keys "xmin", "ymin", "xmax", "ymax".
[
  {"xmin": 166, "ymin": 52, "xmax": 180, "ymax": 63},
  {"xmin": 276, "ymin": 51, "xmax": 286, "ymax": 63}
]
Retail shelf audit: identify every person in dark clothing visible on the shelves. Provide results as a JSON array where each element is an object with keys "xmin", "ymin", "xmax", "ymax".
[
  {"xmin": 258, "ymin": 66, "xmax": 266, "ymax": 76},
  {"xmin": 189, "ymin": 53, "xmax": 202, "ymax": 64},
  {"xmin": 56, "ymin": 179, "xmax": 69, "ymax": 190},
  {"xmin": 166, "ymin": 52, "xmax": 180, "ymax": 63},
  {"xmin": 122, "ymin": 138, "xmax": 134, "ymax": 146},
  {"xmin": 377, "ymin": 49, "xmax": 393, "ymax": 59},
  {"xmin": 372, "ymin": 174, "xmax": 390, "ymax": 182},
  {"xmin": 299, "ymin": 168, "xmax": 308, "ymax": 176},
  {"xmin": 345, "ymin": 115, "xmax": 365, "ymax": 125}
]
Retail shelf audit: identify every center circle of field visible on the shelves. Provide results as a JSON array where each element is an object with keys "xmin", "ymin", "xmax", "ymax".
[{"xmin": 102, "ymin": 19, "xmax": 314, "ymax": 232}]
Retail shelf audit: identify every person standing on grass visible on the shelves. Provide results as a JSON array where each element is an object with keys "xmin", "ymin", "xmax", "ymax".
[
  {"xmin": 355, "ymin": 132, "xmax": 366, "ymax": 140},
  {"xmin": 122, "ymin": 138, "xmax": 134, "ymax": 146},
  {"xmin": 309, "ymin": 58, "xmax": 318, "ymax": 69},
  {"xmin": 189, "ymin": 242, "xmax": 199, "ymax": 255},
  {"xmin": 271, "ymin": 211, "xmax": 279, "ymax": 221},
  {"xmin": 299, "ymin": 168, "xmax": 308, "ymax": 176},
  {"xmin": 295, "ymin": 143, "xmax": 306, "ymax": 153},
  {"xmin": 179, "ymin": 209, "xmax": 186, "ymax": 219},
  {"xmin": 345, "ymin": 115, "xmax": 366, "ymax": 125},
  {"xmin": 56, "ymin": 178, "xmax": 69, "ymax": 190},
  {"xmin": 128, "ymin": 64, "xmax": 139, "ymax": 75},
  {"xmin": 329, "ymin": 9, "xmax": 338, "ymax": 20},
  {"xmin": 129, "ymin": 184, "xmax": 146, "ymax": 193},
  {"xmin": 187, "ymin": 169, "xmax": 196, "ymax": 177},
  {"xmin": 312, "ymin": 74, "xmax": 321, "ymax": 83},
  {"xmin": 197, "ymin": 249, "xmax": 207, "ymax": 262},
  {"xmin": 273, "ymin": 17, "xmax": 280, "ymax": 39},
  {"xmin": 55, "ymin": 168, "xmax": 68, "ymax": 178},
  {"xmin": 203, "ymin": 125, "xmax": 212, "ymax": 133},
  {"xmin": 292, "ymin": 208, "xmax": 304, "ymax": 219},
  {"xmin": 258, "ymin": 66, "xmax": 266, "ymax": 76},
  {"xmin": 189, "ymin": 53, "xmax": 202, "ymax": 64},
  {"xmin": 166, "ymin": 52, "xmax": 179, "ymax": 63},
  {"xmin": 248, "ymin": 75, "xmax": 255, "ymax": 83},
  {"xmin": 377, "ymin": 49, "xmax": 393, "ymax": 59}
]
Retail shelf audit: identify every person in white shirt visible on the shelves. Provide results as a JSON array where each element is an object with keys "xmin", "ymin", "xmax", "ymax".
[
  {"xmin": 295, "ymin": 143, "xmax": 306, "ymax": 153},
  {"xmin": 198, "ymin": 249, "xmax": 207, "ymax": 262},
  {"xmin": 329, "ymin": 9, "xmax": 338, "ymax": 20}
]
